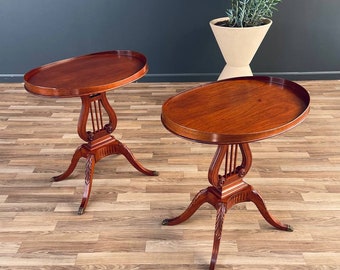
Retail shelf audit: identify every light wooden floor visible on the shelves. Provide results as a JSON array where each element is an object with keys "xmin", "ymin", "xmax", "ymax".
[{"xmin": 0, "ymin": 80, "xmax": 339, "ymax": 269}]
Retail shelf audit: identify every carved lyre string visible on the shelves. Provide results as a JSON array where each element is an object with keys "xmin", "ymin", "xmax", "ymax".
[
  {"xmin": 89, "ymin": 98, "xmax": 105, "ymax": 133},
  {"xmin": 209, "ymin": 143, "xmax": 252, "ymax": 189},
  {"xmin": 224, "ymin": 144, "xmax": 238, "ymax": 177},
  {"xmin": 78, "ymin": 93, "xmax": 117, "ymax": 142}
]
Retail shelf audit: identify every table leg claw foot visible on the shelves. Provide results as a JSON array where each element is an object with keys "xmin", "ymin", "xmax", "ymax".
[
  {"xmin": 78, "ymin": 207, "xmax": 85, "ymax": 215},
  {"xmin": 161, "ymin": 216, "xmax": 183, "ymax": 226},
  {"xmin": 285, "ymin": 224, "xmax": 294, "ymax": 232},
  {"xmin": 152, "ymin": 171, "xmax": 159, "ymax": 176},
  {"xmin": 51, "ymin": 174, "xmax": 68, "ymax": 182},
  {"xmin": 78, "ymin": 196, "xmax": 89, "ymax": 215},
  {"xmin": 162, "ymin": 219, "xmax": 170, "ymax": 225},
  {"xmin": 50, "ymin": 176, "xmax": 59, "ymax": 182}
]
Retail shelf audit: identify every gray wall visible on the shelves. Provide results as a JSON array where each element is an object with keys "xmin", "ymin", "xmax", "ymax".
[{"xmin": 1, "ymin": 0, "xmax": 339, "ymax": 82}]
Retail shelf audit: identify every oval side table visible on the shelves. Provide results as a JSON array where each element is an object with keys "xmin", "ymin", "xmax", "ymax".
[
  {"xmin": 24, "ymin": 50, "xmax": 158, "ymax": 215},
  {"xmin": 161, "ymin": 76, "xmax": 310, "ymax": 269}
]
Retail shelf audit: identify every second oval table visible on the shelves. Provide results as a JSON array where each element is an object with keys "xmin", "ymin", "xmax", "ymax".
[{"xmin": 161, "ymin": 76, "xmax": 310, "ymax": 269}]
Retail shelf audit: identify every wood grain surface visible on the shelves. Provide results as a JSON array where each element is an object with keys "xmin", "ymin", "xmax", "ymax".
[{"xmin": 0, "ymin": 80, "xmax": 339, "ymax": 269}]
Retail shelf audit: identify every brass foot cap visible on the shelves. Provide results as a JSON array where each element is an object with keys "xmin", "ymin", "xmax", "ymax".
[
  {"xmin": 286, "ymin": 224, "xmax": 294, "ymax": 232},
  {"xmin": 162, "ymin": 219, "xmax": 170, "ymax": 225},
  {"xmin": 78, "ymin": 207, "xmax": 85, "ymax": 215}
]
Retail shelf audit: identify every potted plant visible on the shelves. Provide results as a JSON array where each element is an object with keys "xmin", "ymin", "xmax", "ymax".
[{"xmin": 210, "ymin": 0, "xmax": 282, "ymax": 80}]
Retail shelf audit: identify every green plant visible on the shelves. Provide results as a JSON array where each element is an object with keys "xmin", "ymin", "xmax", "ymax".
[{"xmin": 225, "ymin": 0, "xmax": 282, "ymax": 27}]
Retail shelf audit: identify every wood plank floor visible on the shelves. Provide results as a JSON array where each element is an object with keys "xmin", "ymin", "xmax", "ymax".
[{"xmin": 0, "ymin": 80, "xmax": 339, "ymax": 269}]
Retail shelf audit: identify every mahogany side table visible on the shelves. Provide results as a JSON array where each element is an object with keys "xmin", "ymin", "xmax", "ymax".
[
  {"xmin": 24, "ymin": 50, "xmax": 158, "ymax": 215},
  {"xmin": 161, "ymin": 76, "xmax": 310, "ymax": 269}
]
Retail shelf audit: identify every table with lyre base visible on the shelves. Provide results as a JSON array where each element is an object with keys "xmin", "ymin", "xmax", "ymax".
[
  {"xmin": 24, "ymin": 51, "xmax": 158, "ymax": 215},
  {"xmin": 161, "ymin": 76, "xmax": 310, "ymax": 269}
]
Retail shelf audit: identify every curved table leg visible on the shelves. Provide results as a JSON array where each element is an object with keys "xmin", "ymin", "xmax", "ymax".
[
  {"xmin": 116, "ymin": 140, "xmax": 158, "ymax": 176},
  {"xmin": 249, "ymin": 189, "xmax": 293, "ymax": 232},
  {"xmin": 162, "ymin": 188, "xmax": 209, "ymax": 225},
  {"xmin": 78, "ymin": 154, "xmax": 95, "ymax": 215},
  {"xmin": 52, "ymin": 146, "xmax": 83, "ymax": 182}
]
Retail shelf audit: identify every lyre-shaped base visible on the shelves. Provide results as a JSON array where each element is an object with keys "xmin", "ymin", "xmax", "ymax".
[
  {"xmin": 53, "ymin": 92, "xmax": 157, "ymax": 214},
  {"xmin": 162, "ymin": 143, "xmax": 292, "ymax": 270}
]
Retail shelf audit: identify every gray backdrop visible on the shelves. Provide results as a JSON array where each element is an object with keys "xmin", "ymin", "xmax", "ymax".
[{"xmin": 1, "ymin": 0, "xmax": 339, "ymax": 82}]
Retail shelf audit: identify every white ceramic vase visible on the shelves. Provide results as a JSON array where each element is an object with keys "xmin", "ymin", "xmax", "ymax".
[{"xmin": 210, "ymin": 17, "xmax": 272, "ymax": 80}]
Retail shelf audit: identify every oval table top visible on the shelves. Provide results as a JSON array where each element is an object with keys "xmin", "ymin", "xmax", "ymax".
[
  {"xmin": 161, "ymin": 76, "xmax": 310, "ymax": 144},
  {"xmin": 24, "ymin": 50, "xmax": 148, "ymax": 97}
]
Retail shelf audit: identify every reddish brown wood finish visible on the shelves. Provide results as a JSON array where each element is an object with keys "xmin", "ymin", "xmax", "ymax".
[
  {"xmin": 24, "ymin": 51, "xmax": 148, "ymax": 97},
  {"xmin": 161, "ymin": 76, "xmax": 310, "ymax": 269},
  {"xmin": 24, "ymin": 51, "xmax": 157, "ymax": 215},
  {"xmin": 162, "ymin": 76, "xmax": 310, "ymax": 144}
]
